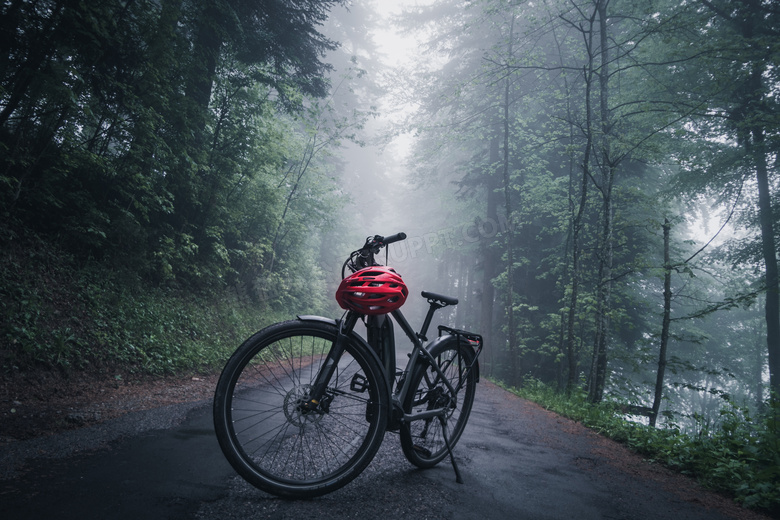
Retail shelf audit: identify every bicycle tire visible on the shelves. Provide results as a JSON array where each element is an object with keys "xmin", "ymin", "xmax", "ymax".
[
  {"xmin": 400, "ymin": 337, "xmax": 477, "ymax": 468},
  {"xmin": 213, "ymin": 319, "xmax": 388, "ymax": 498}
]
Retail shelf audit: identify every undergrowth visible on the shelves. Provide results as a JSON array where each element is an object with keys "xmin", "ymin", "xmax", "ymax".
[
  {"xmin": 501, "ymin": 378, "xmax": 780, "ymax": 516},
  {"xmin": 0, "ymin": 235, "xmax": 290, "ymax": 376}
]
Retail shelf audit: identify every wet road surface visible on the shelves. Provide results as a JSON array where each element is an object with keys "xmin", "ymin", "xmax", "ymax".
[{"xmin": 0, "ymin": 382, "xmax": 767, "ymax": 520}]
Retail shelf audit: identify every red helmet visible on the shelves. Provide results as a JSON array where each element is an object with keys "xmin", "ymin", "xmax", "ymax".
[{"xmin": 336, "ymin": 266, "xmax": 409, "ymax": 315}]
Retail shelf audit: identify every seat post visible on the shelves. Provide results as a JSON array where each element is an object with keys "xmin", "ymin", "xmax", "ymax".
[
  {"xmin": 417, "ymin": 291, "xmax": 458, "ymax": 341},
  {"xmin": 419, "ymin": 301, "xmax": 443, "ymax": 341}
]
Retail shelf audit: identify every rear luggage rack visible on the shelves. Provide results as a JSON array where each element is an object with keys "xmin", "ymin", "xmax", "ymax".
[{"xmin": 437, "ymin": 325, "xmax": 483, "ymax": 381}]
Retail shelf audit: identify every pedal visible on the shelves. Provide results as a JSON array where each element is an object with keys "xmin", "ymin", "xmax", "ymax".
[{"xmin": 350, "ymin": 373, "xmax": 369, "ymax": 392}]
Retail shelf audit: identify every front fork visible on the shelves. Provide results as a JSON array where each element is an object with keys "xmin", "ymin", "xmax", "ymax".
[{"xmin": 299, "ymin": 312, "xmax": 360, "ymax": 414}]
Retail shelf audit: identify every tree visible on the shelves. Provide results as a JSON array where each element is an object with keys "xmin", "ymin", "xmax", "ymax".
[
  {"xmin": 660, "ymin": 0, "xmax": 780, "ymax": 399},
  {"xmin": 392, "ymin": 0, "xmax": 698, "ymax": 399},
  {"xmin": 700, "ymin": 0, "xmax": 780, "ymax": 400}
]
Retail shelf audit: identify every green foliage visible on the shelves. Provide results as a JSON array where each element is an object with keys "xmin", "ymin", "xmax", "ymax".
[
  {"xmin": 0, "ymin": 1, "xmax": 375, "ymax": 381},
  {"xmin": 507, "ymin": 378, "xmax": 780, "ymax": 514},
  {"xmin": 79, "ymin": 277, "xmax": 268, "ymax": 375},
  {"xmin": 0, "ymin": 235, "xmax": 285, "ymax": 375},
  {"xmin": 0, "ymin": 0, "xmax": 348, "ymax": 291}
]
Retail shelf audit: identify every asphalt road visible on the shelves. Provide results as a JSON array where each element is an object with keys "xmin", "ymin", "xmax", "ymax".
[{"xmin": 0, "ymin": 382, "xmax": 766, "ymax": 520}]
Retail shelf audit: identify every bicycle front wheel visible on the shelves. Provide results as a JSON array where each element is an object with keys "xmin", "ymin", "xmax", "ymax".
[
  {"xmin": 213, "ymin": 319, "xmax": 388, "ymax": 498},
  {"xmin": 400, "ymin": 338, "xmax": 477, "ymax": 468}
]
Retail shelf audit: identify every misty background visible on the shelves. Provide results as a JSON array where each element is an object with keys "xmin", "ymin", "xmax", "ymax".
[
  {"xmin": 317, "ymin": 0, "xmax": 775, "ymax": 435},
  {"xmin": 1, "ymin": 0, "xmax": 778, "ymax": 447}
]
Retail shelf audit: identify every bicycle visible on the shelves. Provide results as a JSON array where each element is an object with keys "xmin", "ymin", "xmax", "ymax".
[{"xmin": 213, "ymin": 232, "xmax": 483, "ymax": 498}]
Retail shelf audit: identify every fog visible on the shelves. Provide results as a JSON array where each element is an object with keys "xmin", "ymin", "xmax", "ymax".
[{"xmin": 310, "ymin": 0, "xmax": 775, "ymax": 432}]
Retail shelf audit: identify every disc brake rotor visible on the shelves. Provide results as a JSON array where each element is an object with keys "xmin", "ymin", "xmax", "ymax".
[{"xmin": 284, "ymin": 384, "xmax": 326, "ymax": 427}]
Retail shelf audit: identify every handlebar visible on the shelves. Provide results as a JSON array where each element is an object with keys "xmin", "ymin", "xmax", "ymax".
[
  {"xmin": 342, "ymin": 232, "xmax": 407, "ymax": 277},
  {"xmin": 361, "ymin": 232, "xmax": 407, "ymax": 254},
  {"xmin": 378, "ymin": 232, "xmax": 407, "ymax": 246}
]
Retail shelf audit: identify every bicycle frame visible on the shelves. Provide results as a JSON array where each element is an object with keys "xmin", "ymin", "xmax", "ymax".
[
  {"xmin": 300, "ymin": 296, "xmax": 482, "ymax": 428},
  {"xmin": 390, "ymin": 307, "xmax": 460, "ymax": 419}
]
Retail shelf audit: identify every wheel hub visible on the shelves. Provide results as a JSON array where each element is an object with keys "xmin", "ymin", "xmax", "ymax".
[
  {"xmin": 284, "ymin": 384, "xmax": 326, "ymax": 427},
  {"xmin": 430, "ymin": 387, "xmax": 457, "ymax": 417}
]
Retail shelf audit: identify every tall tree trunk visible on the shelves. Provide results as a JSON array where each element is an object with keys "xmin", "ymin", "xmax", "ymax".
[
  {"xmin": 502, "ymin": 15, "xmax": 518, "ymax": 386},
  {"xmin": 566, "ymin": 57, "xmax": 594, "ymax": 393},
  {"xmin": 186, "ymin": 1, "xmax": 224, "ymax": 123},
  {"xmin": 563, "ymin": 1, "xmax": 598, "ymax": 394},
  {"xmin": 651, "ymin": 219, "xmax": 672, "ymax": 427},
  {"xmin": 127, "ymin": 0, "xmax": 183, "ymax": 172},
  {"xmin": 751, "ymin": 125, "xmax": 780, "ymax": 398},
  {"xmin": 700, "ymin": 0, "xmax": 779, "ymax": 404},
  {"xmin": 588, "ymin": 0, "xmax": 614, "ymax": 404}
]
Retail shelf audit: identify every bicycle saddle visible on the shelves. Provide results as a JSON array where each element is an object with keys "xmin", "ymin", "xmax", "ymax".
[{"xmin": 421, "ymin": 291, "xmax": 458, "ymax": 306}]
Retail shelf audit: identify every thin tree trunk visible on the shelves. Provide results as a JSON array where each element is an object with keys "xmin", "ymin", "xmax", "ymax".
[
  {"xmin": 651, "ymin": 219, "xmax": 672, "ymax": 427},
  {"xmin": 566, "ymin": 158, "xmax": 589, "ymax": 392},
  {"xmin": 456, "ymin": 255, "xmax": 466, "ymax": 326},
  {"xmin": 480, "ymin": 136, "xmax": 501, "ymax": 378},
  {"xmin": 502, "ymin": 15, "xmax": 518, "ymax": 386}
]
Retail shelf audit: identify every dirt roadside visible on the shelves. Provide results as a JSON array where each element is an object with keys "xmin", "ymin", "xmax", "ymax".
[{"xmin": 0, "ymin": 369, "xmax": 221, "ymax": 443}]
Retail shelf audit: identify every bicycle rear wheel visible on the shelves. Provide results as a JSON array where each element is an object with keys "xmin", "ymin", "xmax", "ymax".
[
  {"xmin": 400, "ymin": 338, "xmax": 477, "ymax": 468},
  {"xmin": 213, "ymin": 319, "xmax": 388, "ymax": 498}
]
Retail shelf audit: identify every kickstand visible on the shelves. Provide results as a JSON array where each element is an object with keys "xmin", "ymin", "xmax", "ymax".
[{"xmin": 438, "ymin": 416, "xmax": 463, "ymax": 484}]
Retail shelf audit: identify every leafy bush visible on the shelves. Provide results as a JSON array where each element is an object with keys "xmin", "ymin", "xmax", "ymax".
[
  {"xmin": 0, "ymin": 237, "xmax": 289, "ymax": 375},
  {"xmin": 502, "ymin": 378, "xmax": 780, "ymax": 515},
  {"xmin": 79, "ymin": 276, "xmax": 278, "ymax": 374}
]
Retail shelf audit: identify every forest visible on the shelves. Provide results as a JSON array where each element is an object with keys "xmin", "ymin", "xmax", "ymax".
[
  {"xmin": 390, "ymin": 0, "xmax": 780, "ymax": 417},
  {"xmin": 1, "ymin": 0, "xmax": 779, "ymax": 513}
]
